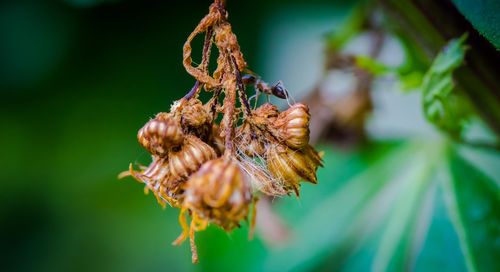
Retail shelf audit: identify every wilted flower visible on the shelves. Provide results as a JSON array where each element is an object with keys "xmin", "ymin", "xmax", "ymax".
[
  {"xmin": 137, "ymin": 114, "xmax": 184, "ymax": 156},
  {"xmin": 184, "ymin": 158, "xmax": 252, "ymax": 230},
  {"xmin": 120, "ymin": 0, "xmax": 322, "ymax": 264},
  {"xmin": 266, "ymin": 143, "xmax": 322, "ymax": 196},
  {"xmin": 272, "ymin": 103, "xmax": 311, "ymax": 149},
  {"xmin": 169, "ymin": 135, "xmax": 217, "ymax": 180}
]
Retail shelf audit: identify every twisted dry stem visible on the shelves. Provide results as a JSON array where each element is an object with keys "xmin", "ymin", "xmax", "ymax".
[
  {"xmin": 231, "ymin": 54, "xmax": 252, "ymax": 116},
  {"xmin": 222, "ymin": 73, "xmax": 237, "ymax": 156},
  {"xmin": 182, "ymin": 4, "xmax": 224, "ymax": 88}
]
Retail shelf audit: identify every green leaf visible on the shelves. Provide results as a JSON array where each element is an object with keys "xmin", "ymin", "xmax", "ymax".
[
  {"xmin": 353, "ymin": 55, "xmax": 424, "ymax": 91},
  {"xmin": 451, "ymin": 0, "xmax": 500, "ymax": 49},
  {"xmin": 422, "ymin": 35, "xmax": 472, "ymax": 137},
  {"xmin": 443, "ymin": 149, "xmax": 500, "ymax": 272},
  {"xmin": 354, "ymin": 55, "xmax": 391, "ymax": 76}
]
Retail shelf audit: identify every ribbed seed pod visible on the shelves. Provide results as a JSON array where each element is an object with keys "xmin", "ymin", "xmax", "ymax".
[
  {"xmin": 123, "ymin": 157, "xmax": 180, "ymax": 206},
  {"xmin": 266, "ymin": 144, "xmax": 321, "ymax": 196},
  {"xmin": 169, "ymin": 135, "xmax": 217, "ymax": 180},
  {"xmin": 236, "ymin": 122, "xmax": 266, "ymax": 157},
  {"xmin": 138, "ymin": 115, "xmax": 184, "ymax": 156},
  {"xmin": 183, "ymin": 158, "xmax": 252, "ymax": 231},
  {"xmin": 303, "ymin": 144, "xmax": 324, "ymax": 168},
  {"xmin": 272, "ymin": 103, "xmax": 310, "ymax": 149},
  {"xmin": 128, "ymin": 156, "xmax": 170, "ymax": 186}
]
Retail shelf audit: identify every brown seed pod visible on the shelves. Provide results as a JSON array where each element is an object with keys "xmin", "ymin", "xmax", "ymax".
[
  {"xmin": 253, "ymin": 103, "xmax": 279, "ymax": 123},
  {"xmin": 183, "ymin": 158, "xmax": 252, "ymax": 230},
  {"xmin": 175, "ymin": 98, "xmax": 212, "ymax": 141},
  {"xmin": 138, "ymin": 114, "xmax": 184, "ymax": 156},
  {"xmin": 127, "ymin": 156, "xmax": 170, "ymax": 187},
  {"xmin": 121, "ymin": 157, "xmax": 180, "ymax": 206},
  {"xmin": 303, "ymin": 144, "xmax": 324, "ymax": 168},
  {"xmin": 266, "ymin": 143, "xmax": 321, "ymax": 196},
  {"xmin": 181, "ymin": 98, "xmax": 212, "ymax": 129},
  {"xmin": 169, "ymin": 135, "xmax": 217, "ymax": 180},
  {"xmin": 272, "ymin": 103, "xmax": 311, "ymax": 149},
  {"xmin": 236, "ymin": 121, "xmax": 266, "ymax": 157}
]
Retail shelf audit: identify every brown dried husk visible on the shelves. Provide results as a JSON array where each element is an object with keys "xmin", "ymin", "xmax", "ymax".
[
  {"xmin": 169, "ymin": 135, "xmax": 217, "ymax": 180},
  {"xmin": 137, "ymin": 114, "xmax": 184, "ymax": 156},
  {"xmin": 266, "ymin": 143, "xmax": 322, "ymax": 196},
  {"xmin": 272, "ymin": 103, "xmax": 311, "ymax": 150},
  {"xmin": 183, "ymin": 158, "xmax": 252, "ymax": 230}
]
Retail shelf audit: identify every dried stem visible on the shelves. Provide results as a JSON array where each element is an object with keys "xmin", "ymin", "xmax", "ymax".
[
  {"xmin": 183, "ymin": 27, "xmax": 214, "ymax": 100},
  {"xmin": 222, "ymin": 72, "xmax": 237, "ymax": 156},
  {"xmin": 201, "ymin": 27, "xmax": 214, "ymax": 73},
  {"xmin": 183, "ymin": 81, "xmax": 201, "ymax": 100},
  {"xmin": 231, "ymin": 54, "xmax": 252, "ymax": 116}
]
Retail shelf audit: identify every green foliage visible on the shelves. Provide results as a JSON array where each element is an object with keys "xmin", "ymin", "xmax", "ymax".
[
  {"xmin": 354, "ymin": 55, "xmax": 391, "ymax": 76},
  {"xmin": 354, "ymin": 55, "xmax": 424, "ymax": 91},
  {"xmin": 325, "ymin": 1, "xmax": 367, "ymax": 51},
  {"xmin": 198, "ymin": 140, "xmax": 500, "ymax": 271},
  {"xmin": 452, "ymin": 0, "xmax": 500, "ymax": 49},
  {"xmin": 422, "ymin": 35, "xmax": 472, "ymax": 138}
]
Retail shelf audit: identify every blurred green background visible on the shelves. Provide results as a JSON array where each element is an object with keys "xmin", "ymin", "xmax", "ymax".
[{"xmin": 1, "ymin": 0, "xmax": 499, "ymax": 272}]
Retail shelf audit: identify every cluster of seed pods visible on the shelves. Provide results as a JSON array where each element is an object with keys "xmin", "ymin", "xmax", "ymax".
[{"xmin": 120, "ymin": 0, "xmax": 322, "ymax": 264}]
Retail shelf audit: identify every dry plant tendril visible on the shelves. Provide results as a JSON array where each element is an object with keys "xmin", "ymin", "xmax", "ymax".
[{"xmin": 119, "ymin": 0, "xmax": 322, "ymax": 264}]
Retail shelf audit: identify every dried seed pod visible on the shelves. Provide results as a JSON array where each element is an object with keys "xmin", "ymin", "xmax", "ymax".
[
  {"xmin": 169, "ymin": 135, "xmax": 217, "ymax": 180},
  {"xmin": 181, "ymin": 99, "xmax": 211, "ymax": 128},
  {"xmin": 253, "ymin": 103, "xmax": 279, "ymax": 123},
  {"xmin": 303, "ymin": 144, "xmax": 324, "ymax": 168},
  {"xmin": 127, "ymin": 156, "xmax": 169, "ymax": 187},
  {"xmin": 272, "ymin": 103, "xmax": 310, "ymax": 149},
  {"xmin": 183, "ymin": 158, "xmax": 252, "ymax": 230},
  {"xmin": 138, "ymin": 114, "xmax": 184, "ymax": 156},
  {"xmin": 236, "ymin": 122, "xmax": 266, "ymax": 157},
  {"xmin": 266, "ymin": 144, "xmax": 321, "ymax": 196},
  {"xmin": 235, "ymin": 104, "xmax": 279, "ymax": 157},
  {"xmin": 121, "ymin": 157, "xmax": 180, "ymax": 206}
]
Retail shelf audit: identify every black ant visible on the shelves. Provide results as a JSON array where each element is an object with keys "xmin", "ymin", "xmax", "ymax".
[{"xmin": 241, "ymin": 74, "xmax": 289, "ymax": 99}]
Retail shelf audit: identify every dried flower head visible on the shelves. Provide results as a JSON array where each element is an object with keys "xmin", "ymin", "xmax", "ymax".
[
  {"xmin": 184, "ymin": 158, "xmax": 252, "ymax": 230},
  {"xmin": 169, "ymin": 135, "xmax": 217, "ymax": 180},
  {"xmin": 266, "ymin": 143, "xmax": 322, "ymax": 196},
  {"xmin": 272, "ymin": 103, "xmax": 311, "ymax": 149},
  {"xmin": 137, "ymin": 114, "xmax": 184, "ymax": 156},
  {"xmin": 120, "ymin": 0, "xmax": 322, "ymax": 264}
]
